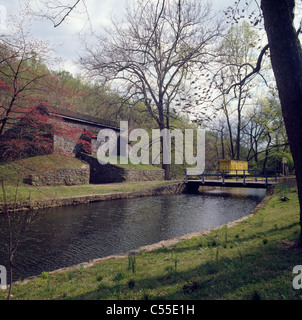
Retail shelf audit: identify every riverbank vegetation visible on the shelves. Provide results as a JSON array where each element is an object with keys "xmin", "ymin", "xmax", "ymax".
[
  {"xmin": 1, "ymin": 184, "xmax": 301, "ymax": 300},
  {"xmin": 0, "ymin": 153, "xmax": 177, "ymax": 202},
  {"xmin": 0, "ymin": 154, "xmax": 83, "ymax": 187},
  {"xmin": 0, "ymin": 180, "xmax": 178, "ymax": 203}
]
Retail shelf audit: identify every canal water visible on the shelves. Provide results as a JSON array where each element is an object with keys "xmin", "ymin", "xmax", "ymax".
[{"xmin": 0, "ymin": 188, "xmax": 266, "ymax": 281}]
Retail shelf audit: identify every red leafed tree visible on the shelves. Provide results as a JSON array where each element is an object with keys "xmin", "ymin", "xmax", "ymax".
[
  {"xmin": 0, "ymin": 27, "xmax": 92, "ymax": 162},
  {"xmin": 76, "ymin": 129, "xmax": 95, "ymax": 155},
  {"xmin": 0, "ymin": 20, "xmax": 95, "ymax": 300}
]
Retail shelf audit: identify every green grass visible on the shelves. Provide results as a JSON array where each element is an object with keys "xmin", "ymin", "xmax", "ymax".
[
  {"xmin": 0, "ymin": 153, "xmax": 83, "ymax": 186},
  {"xmin": 0, "ymin": 180, "xmax": 177, "ymax": 202},
  {"xmin": 0, "ymin": 154, "xmax": 169, "ymax": 202},
  {"xmin": 1, "ymin": 184, "xmax": 302, "ymax": 300}
]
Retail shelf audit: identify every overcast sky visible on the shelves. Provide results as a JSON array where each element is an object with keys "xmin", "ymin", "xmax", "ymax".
[{"xmin": 1, "ymin": 0, "xmax": 232, "ymax": 75}]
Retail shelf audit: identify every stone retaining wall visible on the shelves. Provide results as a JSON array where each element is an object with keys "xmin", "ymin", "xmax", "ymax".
[
  {"xmin": 79, "ymin": 153, "xmax": 165, "ymax": 183},
  {"xmin": 23, "ymin": 167, "xmax": 90, "ymax": 187}
]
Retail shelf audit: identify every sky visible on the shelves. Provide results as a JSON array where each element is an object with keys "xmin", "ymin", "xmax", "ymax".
[{"xmin": 0, "ymin": 0, "xmax": 235, "ymax": 75}]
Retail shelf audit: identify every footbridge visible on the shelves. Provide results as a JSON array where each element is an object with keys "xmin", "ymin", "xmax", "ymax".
[{"xmin": 184, "ymin": 169, "xmax": 280, "ymax": 193}]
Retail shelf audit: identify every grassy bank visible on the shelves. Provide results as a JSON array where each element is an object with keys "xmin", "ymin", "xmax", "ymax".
[
  {"xmin": 0, "ymin": 180, "xmax": 178, "ymax": 203},
  {"xmin": 0, "ymin": 154, "xmax": 83, "ymax": 186},
  {"xmin": 0, "ymin": 154, "xmax": 172, "ymax": 202},
  {"xmin": 1, "ymin": 184, "xmax": 302, "ymax": 300}
]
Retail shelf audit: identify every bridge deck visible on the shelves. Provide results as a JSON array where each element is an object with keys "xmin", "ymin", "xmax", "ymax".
[
  {"xmin": 186, "ymin": 179, "xmax": 277, "ymax": 189},
  {"xmin": 185, "ymin": 169, "xmax": 280, "ymax": 192}
]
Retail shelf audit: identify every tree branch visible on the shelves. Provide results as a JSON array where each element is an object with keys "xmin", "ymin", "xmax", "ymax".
[
  {"xmin": 53, "ymin": 0, "xmax": 81, "ymax": 27},
  {"xmin": 224, "ymin": 43, "xmax": 270, "ymax": 94}
]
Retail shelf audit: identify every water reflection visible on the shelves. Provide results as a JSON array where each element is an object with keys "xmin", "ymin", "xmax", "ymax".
[{"xmin": 0, "ymin": 188, "xmax": 266, "ymax": 281}]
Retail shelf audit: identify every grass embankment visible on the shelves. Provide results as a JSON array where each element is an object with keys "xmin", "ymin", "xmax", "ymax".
[
  {"xmin": 0, "ymin": 154, "xmax": 171, "ymax": 202},
  {"xmin": 1, "ymin": 184, "xmax": 302, "ymax": 300},
  {"xmin": 0, "ymin": 181, "xmax": 176, "ymax": 203}
]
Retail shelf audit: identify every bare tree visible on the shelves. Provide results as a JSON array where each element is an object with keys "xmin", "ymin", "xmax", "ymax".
[
  {"xmin": 24, "ymin": 0, "xmax": 84, "ymax": 28},
  {"xmin": 0, "ymin": 179, "xmax": 44, "ymax": 300},
  {"xmin": 0, "ymin": 19, "xmax": 89, "ymax": 299},
  {"xmin": 80, "ymin": 0, "xmax": 222, "ymax": 179},
  {"xmin": 0, "ymin": 32, "xmax": 50, "ymax": 137},
  {"xmin": 212, "ymin": 20, "xmax": 270, "ymax": 160},
  {"xmin": 241, "ymin": 96, "xmax": 288, "ymax": 168}
]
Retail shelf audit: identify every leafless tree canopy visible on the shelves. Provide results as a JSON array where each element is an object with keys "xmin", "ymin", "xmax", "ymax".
[{"xmin": 81, "ymin": 0, "xmax": 223, "ymax": 130}]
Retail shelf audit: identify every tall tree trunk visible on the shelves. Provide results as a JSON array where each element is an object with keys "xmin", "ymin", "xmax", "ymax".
[
  {"xmin": 221, "ymin": 130, "xmax": 225, "ymax": 160},
  {"xmin": 261, "ymin": 0, "xmax": 302, "ymax": 246},
  {"xmin": 223, "ymin": 98, "xmax": 235, "ymax": 159},
  {"xmin": 262, "ymin": 132, "xmax": 272, "ymax": 173},
  {"xmin": 158, "ymin": 105, "xmax": 171, "ymax": 181},
  {"xmin": 236, "ymin": 89, "xmax": 243, "ymax": 160}
]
